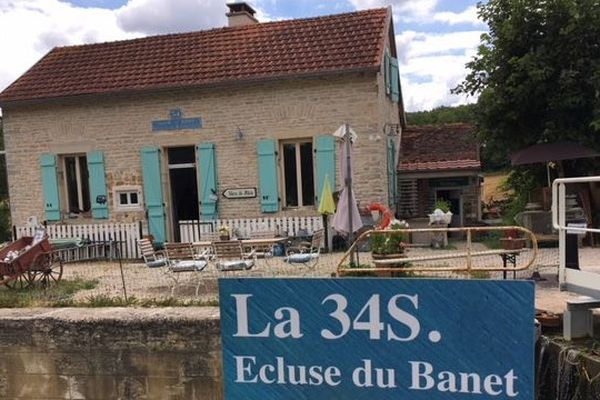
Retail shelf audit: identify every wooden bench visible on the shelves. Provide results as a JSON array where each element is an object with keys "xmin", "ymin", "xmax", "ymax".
[{"xmin": 563, "ymin": 298, "xmax": 600, "ymax": 340}]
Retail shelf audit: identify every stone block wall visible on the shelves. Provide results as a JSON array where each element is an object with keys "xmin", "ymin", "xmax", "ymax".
[
  {"xmin": 3, "ymin": 72, "xmax": 401, "ymax": 230},
  {"xmin": 0, "ymin": 308, "xmax": 222, "ymax": 399}
]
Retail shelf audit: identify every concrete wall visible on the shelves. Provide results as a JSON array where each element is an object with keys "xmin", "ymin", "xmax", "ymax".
[{"xmin": 0, "ymin": 308, "xmax": 222, "ymax": 400}]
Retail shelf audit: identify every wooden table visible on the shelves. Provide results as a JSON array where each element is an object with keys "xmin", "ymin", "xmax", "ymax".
[{"xmin": 192, "ymin": 237, "xmax": 287, "ymax": 247}]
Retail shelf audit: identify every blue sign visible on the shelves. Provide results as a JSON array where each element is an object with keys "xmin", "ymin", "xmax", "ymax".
[
  {"xmin": 152, "ymin": 109, "xmax": 202, "ymax": 131},
  {"xmin": 219, "ymin": 278, "xmax": 534, "ymax": 399}
]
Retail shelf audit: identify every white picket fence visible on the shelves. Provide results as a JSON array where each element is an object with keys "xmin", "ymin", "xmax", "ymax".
[
  {"xmin": 15, "ymin": 222, "xmax": 143, "ymax": 259},
  {"xmin": 179, "ymin": 216, "xmax": 323, "ymax": 242}
]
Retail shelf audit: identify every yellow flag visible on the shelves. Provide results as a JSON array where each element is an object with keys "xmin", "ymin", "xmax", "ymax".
[{"xmin": 318, "ymin": 175, "xmax": 336, "ymax": 215}]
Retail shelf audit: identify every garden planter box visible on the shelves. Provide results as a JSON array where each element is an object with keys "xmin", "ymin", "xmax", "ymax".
[{"xmin": 500, "ymin": 238, "xmax": 526, "ymax": 250}]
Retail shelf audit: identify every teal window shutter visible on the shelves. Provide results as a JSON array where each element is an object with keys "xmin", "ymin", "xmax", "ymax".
[
  {"xmin": 87, "ymin": 151, "xmax": 109, "ymax": 219},
  {"xmin": 197, "ymin": 143, "xmax": 218, "ymax": 220},
  {"xmin": 40, "ymin": 154, "xmax": 61, "ymax": 221},
  {"xmin": 387, "ymin": 137, "xmax": 398, "ymax": 207},
  {"xmin": 315, "ymin": 135, "xmax": 336, "ymax": 203},
  {"xmin": 384, "ymin": 51, "xmax": 391, "ymax": 95},
  {"xmin": 391, "ymin": 56, "xmax": 400, "ymax": 103},
  {"xmin": 141, "ymin": 147, "xmax": 166, "ymax": 244},
  {"xmin": 257, "ymin": 139, "xmax": 279, "ymax": 213}
]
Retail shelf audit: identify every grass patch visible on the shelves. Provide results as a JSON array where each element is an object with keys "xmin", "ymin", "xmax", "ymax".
[
  {"xmin": 0, "ymin": 279, "xmax": 219, "ymax": 308},
  {"xmin": 0, "ymin": 278, "xmax": 98, "ymax": 308},
  {"xmin": 81, "ymin": 295, "xmax": 219, "ymax": 308}
]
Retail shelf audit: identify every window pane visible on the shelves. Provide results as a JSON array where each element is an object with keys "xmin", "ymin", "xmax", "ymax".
[
  {"xmin": 79, "ymin": 156, "xmax": 91, "ymax": 212},
  {"xmin": 119, "ymin": 193, "xmax": 128, "ymax": 205},
  {"xmin": 300, "ymin": 142, "xmax": 314, "ymax": 206},
  {"xmin": 283, "ymin": 143, "xmax": 298, "ymax": 207},
  {"xmin": 65, "ymin": 157, "xmax": 79, "ymax": 213},
  {"xmin": 168, "ymin": 147, "xmax": 195, "ymax": 165},
  {"xmin": 130, "ymin": 192, "xmax": 139, "ymax": 204}
]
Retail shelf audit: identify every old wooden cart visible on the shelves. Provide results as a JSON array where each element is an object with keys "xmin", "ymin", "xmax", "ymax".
[{"xmin": 0, "ymin": 236, "xmax": 63, "ymax": 289}]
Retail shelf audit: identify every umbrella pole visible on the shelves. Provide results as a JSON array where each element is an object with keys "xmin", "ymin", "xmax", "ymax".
[
  {"xmin": 322, "ymin": 214, "xmax": 329, "ymax": 253},
  {"xmin": 345, "ymin": 123, "xmax": 356, "ymax": 265}
]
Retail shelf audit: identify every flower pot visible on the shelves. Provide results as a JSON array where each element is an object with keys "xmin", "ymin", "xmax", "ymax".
[
  {"xmin": 372, "ymin": 252, "xmax": 409, "ymax": 276},
  {"xmin": 500, "ymin": 238, "xmax": 525, "ymax": 250},
  {"xmin": 219, "ymin": 234, "xmax": 230, "ymax": 241}
]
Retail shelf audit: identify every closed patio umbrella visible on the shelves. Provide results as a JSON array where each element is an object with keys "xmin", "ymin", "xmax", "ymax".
[
  {"xmin": 332, "ymin": 124, "xmax": 363, "ymax": 239},
  {"xmin": 318, "ymin": 174, "xmax": 336, "ymax": 251}
]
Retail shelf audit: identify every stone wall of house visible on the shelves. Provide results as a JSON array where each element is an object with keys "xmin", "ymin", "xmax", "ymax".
[
  {"xmin": 0, "ymin": 308, "xmax": 222, "ymax": 399},
  {"xmin": 3, "ymin": 72, "xmax": 401, "ymax": 230}
]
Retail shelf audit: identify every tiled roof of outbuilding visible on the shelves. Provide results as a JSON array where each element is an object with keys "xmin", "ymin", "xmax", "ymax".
[
  {"xmin": 0, "ymin": 8, "xmax": 389, "ymax": 104},
  {"xmin": 399, "ymin": 123, "xmax": 481, "ymax": 172}
]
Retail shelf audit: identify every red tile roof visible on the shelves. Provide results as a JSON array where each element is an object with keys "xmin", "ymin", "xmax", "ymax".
[
  {"xmin": 398, "ymin": 123, "xmax": 481, "ymax": 172},
  {"xmin": 0, "ymin": 8, "xmax": 389, "ymax": 104}
]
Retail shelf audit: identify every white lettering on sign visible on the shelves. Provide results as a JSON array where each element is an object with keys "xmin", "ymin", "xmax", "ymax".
[
  {"xmin": 232, "ymin": 293, "xmax": 431, "ymax": 342},
  {"xmin": 408, "ymin": 361, "xmax": 519, "ymax": 397},
  {"xmin": 234, "ymin": 356, "xmax": 342, "ymax": 386},
  {"xmin": 320, "ymin": 293, "xmax": 422, "ymax": 341},
  {"xmin": 232, "ymin": 294, "xmax": 303, "ymax": 339}
]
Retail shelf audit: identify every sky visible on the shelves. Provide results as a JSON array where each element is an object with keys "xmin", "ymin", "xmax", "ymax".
[{"xmin": 0, "ymin": 0, "xmax": 487, "ymax": 112}]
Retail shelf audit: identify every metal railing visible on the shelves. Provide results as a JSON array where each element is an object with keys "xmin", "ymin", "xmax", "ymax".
[
  {"xmin": 336, "ymin": 226, "xmax": 538, "ymax": 276},
  {"xmin": 552, "ymin": 176, "xmax": 600, "ymax": 296}
]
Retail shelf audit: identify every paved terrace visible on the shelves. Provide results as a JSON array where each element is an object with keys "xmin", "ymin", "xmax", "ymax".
[{"xmin": 57, "ymin": 243, "xmax": 600, "ymax": 315}]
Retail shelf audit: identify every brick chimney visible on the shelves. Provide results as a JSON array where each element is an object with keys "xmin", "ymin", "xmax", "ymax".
[{"xmin": 226, "ymin": 2, "xmax": 258, "ymax": 27}]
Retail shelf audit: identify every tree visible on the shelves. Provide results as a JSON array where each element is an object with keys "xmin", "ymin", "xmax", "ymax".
[
  {"xmin": 454, "ymin": 0, "xmax": 600, "ymax": 172},
  {"xmin": 406, "ymin": 104, "xmax": 475, "ymax": 126}
]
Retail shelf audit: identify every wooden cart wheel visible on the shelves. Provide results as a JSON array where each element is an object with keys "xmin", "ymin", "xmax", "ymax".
[
  {"xmin": 29, "ymin": 253, "xmax": 63, "ymax": 287},
  {"xmin": 4, "ymin": 272, "xmax": 33, "ymax": 290}
]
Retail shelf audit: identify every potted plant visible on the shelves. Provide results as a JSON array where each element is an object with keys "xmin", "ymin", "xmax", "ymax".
[
  {"xmin": 500, "ymin": 228, "xmax": 526, "ymax": 250},
  {"xmin": 429, "ymin": 199, "xmax": 453, "ymax": 225},
  {"xmin": 219, "ymin": 225, "xmax": 231, "ymax": 241},
  {"xmin": 370, "ymin": 220, "xmax": 410, "ymax": 275}
]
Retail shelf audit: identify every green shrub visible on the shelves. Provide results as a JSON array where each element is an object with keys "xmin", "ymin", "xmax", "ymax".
[{"xmin": 433, "ymin": 199, "xmax": 451, "ymax": 213}]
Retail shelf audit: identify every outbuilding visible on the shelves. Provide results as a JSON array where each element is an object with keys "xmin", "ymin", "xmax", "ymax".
[{"xmin": 396, "ymin": 124, "xmax": 482, "ymax": 229}]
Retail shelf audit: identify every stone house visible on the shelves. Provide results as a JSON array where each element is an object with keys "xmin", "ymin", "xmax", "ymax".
[
  {"xmin": 0, "ymin": 3, "xmax": 404, "ymax": 243},
  {"xmin": 396, "ymin": 123, "xmax": 482, "ymax": 228}
]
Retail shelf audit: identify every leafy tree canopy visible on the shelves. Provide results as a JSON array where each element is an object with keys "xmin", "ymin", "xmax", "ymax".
[
  {"xmin": 406, "ymin": 104, "xmax": 475, "ymax": 126},
  {"xmin": 454, "ymin": 0, "xmax": 600, "ymax": 169}
]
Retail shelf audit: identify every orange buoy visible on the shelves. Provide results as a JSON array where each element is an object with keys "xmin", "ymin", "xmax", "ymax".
[{"xmin": 368, "ymin": 203, "xmax": 393, "ymax": 229}]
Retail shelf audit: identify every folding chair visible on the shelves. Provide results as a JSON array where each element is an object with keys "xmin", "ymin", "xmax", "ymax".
[
  {"xmin": 137, "ymin": 238, "xmax": 169, "ymax": 268},
  {"xmin": 245, "ymin": 230, "xmax": 277, "ymax": 266},
  {"xmin": 284, "ymin": 229, "xmax": 324, "ymax": 268},
  {"xmin": 138, "ymin": 239, "xmax": 207, "ymax": 296},
  {"xmin": 212, "ymin": 240, "xmax": 256, "ymax": 272}
]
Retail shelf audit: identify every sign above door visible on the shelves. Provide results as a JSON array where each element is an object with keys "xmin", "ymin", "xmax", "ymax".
[{"xmin": 152, "ymin": 109, "xmax": 203, "ymax": 132}]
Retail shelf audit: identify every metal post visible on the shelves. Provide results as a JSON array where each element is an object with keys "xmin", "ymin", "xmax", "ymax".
[
  {"xmin": 345, "ymin": 124, "xmax": 356, "ymax": 265},
  {"xmin": 117, "ymin": 239, "xmax": 128, "ymax": 302},
  {"xmin": 558, "ymin": 182, "xmax": 566, "ymax": 289}
]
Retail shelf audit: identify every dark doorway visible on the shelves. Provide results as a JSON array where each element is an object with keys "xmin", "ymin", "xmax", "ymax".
[
  {"xmin": 168, "ymin": 147, "xmax": 199, "ymax": 242},
  {"xmin": 436, "ymin": 189, "xmax": 462, "ymax": 229}
]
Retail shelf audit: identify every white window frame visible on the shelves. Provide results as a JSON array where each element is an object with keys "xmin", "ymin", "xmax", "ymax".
[
  {"xmin": 60, "ymin": 153, "xmax": 91, "ymax": 215},
  {"xmin": 279, "ymin": 139, "xmax": 315, "ymax": 208},
  {"xmin": 114, "ymin": 185, "xmax": 143, "ymax": 211}
]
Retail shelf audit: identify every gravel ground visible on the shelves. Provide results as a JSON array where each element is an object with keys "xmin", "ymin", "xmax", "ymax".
[{"xmin": 59, "ymin": 244, "xmax": 600, "ymax": 315}]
